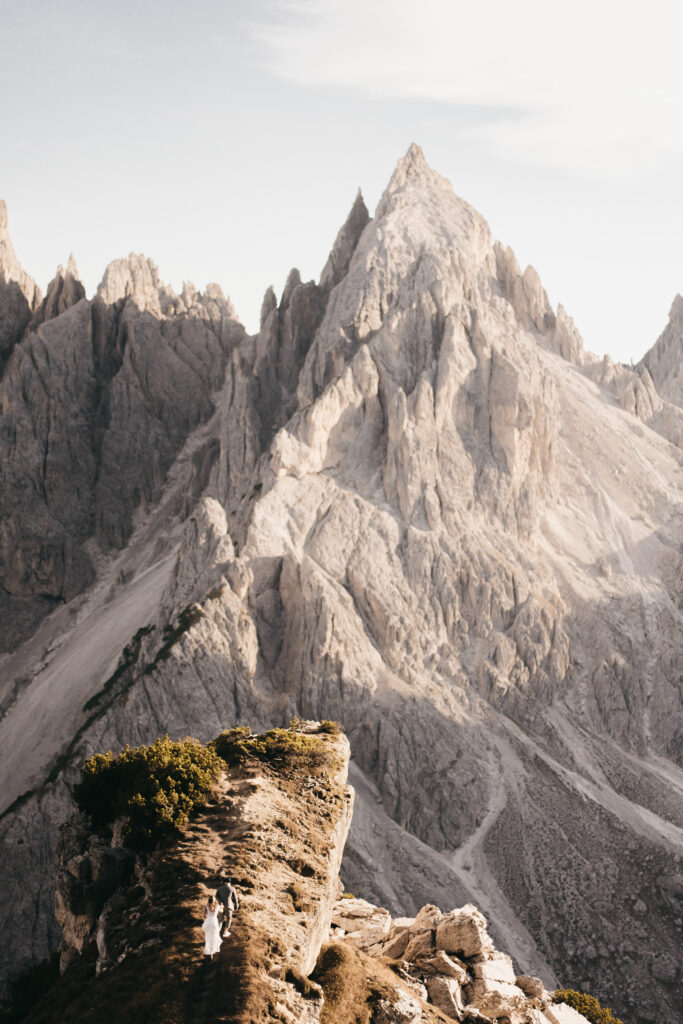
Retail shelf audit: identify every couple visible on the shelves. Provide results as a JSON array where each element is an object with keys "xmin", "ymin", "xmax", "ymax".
[{"xmin": 202, "ymin": 877, "xmax": 240, "ymax": 959}]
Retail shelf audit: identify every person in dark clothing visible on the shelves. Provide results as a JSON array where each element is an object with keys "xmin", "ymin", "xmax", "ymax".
[{"xmin": 216, "ymin": 877, "xmax": 239, "ymax": 937}]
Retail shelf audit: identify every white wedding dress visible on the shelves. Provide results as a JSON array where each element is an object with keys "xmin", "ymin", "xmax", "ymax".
[{"xmin": 202, "ymin": 906, "xmax": 222, "ymax": 956}]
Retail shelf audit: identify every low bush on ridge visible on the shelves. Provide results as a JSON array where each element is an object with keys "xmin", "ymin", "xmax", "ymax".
[
  {"xmin": 210, "ymin": 725, "xmax": 335, "ymax": 771},
  {"xmin": 74, "ymin": 720, "xmax": 343, "ymax": 852},
  {"xmin": 73, "ymin": 735, "xmax": 223, "ymax": 850}
]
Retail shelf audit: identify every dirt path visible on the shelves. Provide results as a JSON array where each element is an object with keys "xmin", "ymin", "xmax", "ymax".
[
  {"xmin": 448, "ymin": 734, "xmax": 559, "ymax": 985},
  {"xmin": 177, "ymin": 775, "xmax": 254, "ymax": 1024}
]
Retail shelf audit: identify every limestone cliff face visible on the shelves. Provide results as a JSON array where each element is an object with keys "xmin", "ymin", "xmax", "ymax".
[
  {"xmin": 0, "ymin": 200, "xmax": 41, "ymax": 374},
  {"xmin": 0, "ymin": 147, "xmax": 682, "ymax": 1024},
  {"xmin": 0, "ymin": 253, "xmax": 244, "ymax": 650},
  {"xmin": 640, "ymin": 293, "xmax": 683, "ymax": 409}
]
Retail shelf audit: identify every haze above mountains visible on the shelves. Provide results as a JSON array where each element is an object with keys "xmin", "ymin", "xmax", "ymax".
[{"xmin": 0, "ymin": 146, "xmax": 681, "ymax": 1024}]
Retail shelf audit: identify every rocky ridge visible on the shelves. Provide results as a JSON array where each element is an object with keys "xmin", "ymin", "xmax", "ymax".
[
  {"xmin": 23, "ymin": 723, "xmax": 354, "ymax": 1023},
  {"xmin": 0, "ymin": 146, "xmax": 681, "ymax": 1024},
  {"xmin": 639, "ymin": 294, "xmax": 683, "ymax": 409},
  {"xmin": 16, "ymin": 724, "xmax": 615, "ymax": 1024},
  {"xmin": 329, "ymin": 894, "xmax": 614, "ymax": 1024}
]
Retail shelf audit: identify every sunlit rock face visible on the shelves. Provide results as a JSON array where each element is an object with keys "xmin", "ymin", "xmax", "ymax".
[
  {"xmin": 640, "ymin": 293, "xmax": 683, "ymax": 408},
  {"xmin": 0, "ymin": 147, "xmax": 681, "ymax": 1024}
]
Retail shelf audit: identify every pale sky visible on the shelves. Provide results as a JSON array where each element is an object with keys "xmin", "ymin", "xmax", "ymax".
[{"xmin": 1, "ymin": 0, "xmax": 682, "ymax": 362}]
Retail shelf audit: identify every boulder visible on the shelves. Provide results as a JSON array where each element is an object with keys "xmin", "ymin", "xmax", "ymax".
[
  {"xmin": 404, "ymin": 928, "xmax": 435, "ymax": 959},
  {"xmin": 543, "ymin": 1004, "xmax": 592, "ymax": 1024},
  {"xmin": 467, "ymin": 978, "xmax": 527, "ymax": 1019},
  {"xmin": 411, "ymin": 903, "xmax": 443, "ymax": 931},
  {"xmin": 516, "ymin": 975, "xmax": 545, "ymax": 999},
  {"xmin": 436, "ymin": 905, "xmax": 494, "ymax": 958},
  {"xmin": 381, "ymin": 927, "xmax": 411, "ymax": 959},
  {"xmin": 473, "ymin": 953, "xmax": 517, "ymax": 984},
  {"xmin": 331, "ymin": 897, "xmax": 391, "ymax": 948},
  {"xmin": 426, "ymin": 975, "xmax": 465, "ymax": 1020},
  {"xmin": 420, "ymin": 950, "xmax": 468, "ymax": 983},
  {"xmin": 393, "ymin": 917, "xmax": 416, "ymax": 930},
  {"xmin": 373, "ymin": 987, "xmax": 423, "ymax": 1024}
]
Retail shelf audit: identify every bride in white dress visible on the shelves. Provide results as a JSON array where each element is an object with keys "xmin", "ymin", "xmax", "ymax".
[{"xmin": 202, "ymin": 896, "xmax": 223, "ymax": 958}]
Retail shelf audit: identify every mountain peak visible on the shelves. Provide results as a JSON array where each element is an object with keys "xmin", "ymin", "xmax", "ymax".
[
  {"xmin": 30, "ymin": 255, "xmax": 86, "ymax": 328},
  {"xmin": 319, "ymin": 188, "xmax": 370, "ymax": 293},
  {"xmin": 96, "ymin": 253, "xmax": 177, "ymax": 315},
  {"xmin": 404, "ymin": 140, "xmax": 429, "ymax": 167},
  {"xmin": 0, "ymin": 199, "xmax": 41, "ymax": 370},
  {"xmin": 639, "ymin": 291, "xmax": 683, "ymax": 408},
  {"xmin": 381, "ymin": 142, "xmax": 442, "ymax": 199},
  {"xmin": 669, "ymin": 292, "xmax": 683, "ymax": 319}
]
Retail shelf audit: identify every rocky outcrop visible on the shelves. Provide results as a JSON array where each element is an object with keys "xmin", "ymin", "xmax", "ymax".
[
  {"xmin": 55, "ymin": 813, "xmax": 136, "ymax": 970},
  {"xmin": 30, "ymin": 256, "xmax": 85, "ymax": 328},
  {"xmin": 582, "ymin": 350, "xmax": 683, "ymax": 448},
  {"xmin": 639, "ymin": 293, "xmax": 683, "ymax": 408},
  {"xmin": 0, "ymin": 199, "xmax": 41, "ymax": 374},
  {"xmin": 39, "ymin": 754, "xmax": 619, "ymax": 1024},
  {"xmin": 495, "ymin": 245, "xmax": 583, "ymax": 365},
  {"xmin": 28, "ymin": 726, "xmax": 353, "ymax": 1023},
  {"xmin": 327, "ymin": 896, "xmax": 603, "ymax": 1024}
]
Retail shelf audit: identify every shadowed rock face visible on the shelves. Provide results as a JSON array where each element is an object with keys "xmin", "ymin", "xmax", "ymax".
[
  {"xmin": 0, "ymin": 200, "xmax": 41, "ymax": 374},
  {"xmin": 29, "ymin": 255, "xmax": 86, "ymax": 329},
  {"xmin": 0, "ymin": 253, "xmax": 244, "ymax": 650},
  {"xmin": 0, "ymin": 147, "xmax": 682, "ymax": 1024}
]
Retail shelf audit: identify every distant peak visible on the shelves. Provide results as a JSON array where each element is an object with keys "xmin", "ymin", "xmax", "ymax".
[
  {"xmin": 260, "ymin": 286, "xmax": 277, "ymax": 328},
  {"xmin": 319, "ymin": 189, "xmax": 370, "ymax": 293},
  {"xmin": 405, "ymin": 141, "xmax": 428, "ymax": 164},
  {"xmin": 377, "ymin": 143, "xmax": 453, "ymax": 219},
  {"xmin": 0, "ymin": 199, "xmax": 7, "ymax": 232},
  {"xmin": 393, "ymin": 142, "xmax": 433, "ymax": 184},
  {"xmin": 64, "ymin": 253, "xmax": 80, "ymax": 279},
  {"xmin": 282, "ymin": 267, "xmax": 302, "ymax": 308},
  {"xmin": 352, "ymin": 186, "xmax": 366, "ymax": 210},
  {"xmin": 29, "ymin": 254, "xmax": 86, "ymax": 328},
  {"xmin": 96, "ymin": 254, "xmax": 174, "ymax": 315}
]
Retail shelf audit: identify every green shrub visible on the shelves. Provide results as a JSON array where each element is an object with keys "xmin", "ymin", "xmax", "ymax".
[
  {"xmin": 74, "ymin": 735, "xmax": 223, "ymax": 850},
  {"xmin": 319, "ymin": 720, "xmax": 343, "ymax": 735},
  {"xmin": 211, "ymin": 727, "xmax": 330, "ymax": 771},
  {"xmin": 211, "ymin": 727, "xmax": 255, "ymax": 766},
  {"xmin": 553, "ymin": 989, "xmax": 624, "ymax": 1024}
]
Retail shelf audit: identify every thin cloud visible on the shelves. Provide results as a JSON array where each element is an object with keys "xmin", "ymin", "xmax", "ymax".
[{"xmin": 249, "ymin": 0, "xmax": 683, "ymax": 174}]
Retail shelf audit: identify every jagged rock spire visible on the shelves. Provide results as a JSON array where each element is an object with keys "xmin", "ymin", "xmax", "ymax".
[
  {"xmin": 96, "ymin": 253, "xmax": 178, "ymax": 316},
  {"xmin": 0, "ymin": 199, "xmax": 41, "ymax": 372},
  {"xmin": 639, "ymin": 293, "xmax": 683, "ymax": 408},
  {"xmin": 319, "ymin": 188, "xmax": 370, "ymax": 294},
  {"xmin": 260, "ymin": 285, "xmax": 277, "ymax": 330},
  {"xmin": 31, "ymin": 254, "xmax": 86, "ymax": 328}
]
